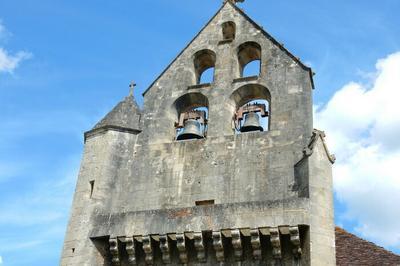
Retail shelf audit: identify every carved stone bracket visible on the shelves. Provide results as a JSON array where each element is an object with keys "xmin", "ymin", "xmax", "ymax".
[
  {"xmin": 142, "ymin": 235, "xmax": 153, "ymax": 265},
  {"xmin": 159, "ymin": 235, "xmax": 171, "ymax": 264},
  {"xmin": 270, "ymin": 228, "xmax": 282, "ymax": 259},
  {"xmin": 124, "ymin": 237, "xmax": 137, "ymax": 265},
  {"xmin": 289, "ymin": 226, "xmax": 302, "ymax": 258},
  {"xmin": 104, "ymin": 225, "xmax": 304, "ymax": 263},
  {"xmin": 212, "ymin": 231, "xmax": 225, "ymax": 262},
  {"xmin": 194, "ymin": 232, "xmax": 206, "ymax": 262},
  {"xmin": 250, "ymin": 228, "xmax": 262, "ymax": 260},
  {"xmin": 109, "ymin": 238, "xmax": 120, "ymax": 266},
  {"xmin": 231, "ymin": 229, "xmax": 243, "ymax": 261},
  {"xmin": 176, "ymin": 233, "xmax": 188, "ymax": 264}
]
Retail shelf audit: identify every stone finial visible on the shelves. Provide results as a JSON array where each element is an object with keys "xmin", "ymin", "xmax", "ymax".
[
  {"xmin": 124, "ymin": 237, "xmax": 137, "ymax": 265},
  {"xmin": 250, "ymin": 229, "xmax": 262, "ymax": 260},
  {"xmin": 142, "ymin": 236, "xmax": 153, "ymax": 265},
  {"xmin": 176, "ymin": 233, "xmax": 188, "ymax": 264},
  {"xmin": 212, "ymin": 231, "xmax": 225, "ymax": 262},
  {"xmin": 109, "ymin": 238, "xmax": 121, "ymax": 266},
  {"xmin": 159, "ymin": 235, "xmax": 171, "ymax": 264},
  {"xmin": 194, "ymin": 232, "xmax": 206, "ymax": 262}
]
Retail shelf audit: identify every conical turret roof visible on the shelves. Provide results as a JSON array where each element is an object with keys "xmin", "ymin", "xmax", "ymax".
[{"xmin": 85, "ymin": 95, "xmax": 141, "ymax": 140}]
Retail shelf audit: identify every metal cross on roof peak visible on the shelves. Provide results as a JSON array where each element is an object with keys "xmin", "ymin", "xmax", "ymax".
[{"xmin": 129, "ymin": 81, "xmax": 137, "ymax": 97}]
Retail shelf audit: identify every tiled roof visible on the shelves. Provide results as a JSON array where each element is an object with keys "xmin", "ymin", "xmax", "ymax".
[{"xmin": 336, "ymin": 227, "xmax": 400, "ymax": 265}]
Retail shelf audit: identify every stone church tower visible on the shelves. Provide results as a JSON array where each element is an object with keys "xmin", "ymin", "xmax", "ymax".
[{"xmin": 61, "ymin": 1, "xmax": 336, "ymax": 265}]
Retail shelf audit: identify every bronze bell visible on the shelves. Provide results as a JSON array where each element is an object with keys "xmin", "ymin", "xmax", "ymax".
[
  {"xmin": 241, "ymin": 112, "xmax": 263, "ymax": 133},
  {"xmin": 177, "ymin": 119, "xmax": 204, "ymax": 140}
]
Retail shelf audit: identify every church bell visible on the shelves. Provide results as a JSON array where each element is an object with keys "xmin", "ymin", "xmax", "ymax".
[
  {"xmin": 240, "ymin": 112, "xmax": 263, "ymax": 133},
  {"xmin": 177, "ymin": 119, "xmax": 204, "ymax": 140}
]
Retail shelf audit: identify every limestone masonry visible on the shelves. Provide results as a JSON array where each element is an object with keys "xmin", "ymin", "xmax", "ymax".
[{"xmin": 61, "ymin": 2, "xmax": 336, "ymax": 265}]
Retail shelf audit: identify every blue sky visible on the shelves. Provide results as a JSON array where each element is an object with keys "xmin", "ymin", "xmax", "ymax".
[{"xmin": 0, "ymin": 0, "xmax": 400, "ymax": 265}]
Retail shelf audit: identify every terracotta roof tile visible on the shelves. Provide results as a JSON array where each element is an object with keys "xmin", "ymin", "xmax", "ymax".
[{"xmin": 336, "ymin": 227, "xmax": 400, "ymax": 266}]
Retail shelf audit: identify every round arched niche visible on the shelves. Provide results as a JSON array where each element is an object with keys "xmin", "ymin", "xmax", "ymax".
[
  {"xmin": 193, "ymin": 49, "xmax": 216, "ymax": 84},
  {"xmin": 222, "ymin": 21, "xmax": 236, "ymax": 40},
  {"xmin": 237, "ymin": 41, "xmax": 262, "ymax": 77},
  {"xmin": 229, "ymin": 84, "xmax": 271, "ymax": 109},
  {"xmin": 173, "ymin": 92, "xmax": 209, "ymax": 117}
]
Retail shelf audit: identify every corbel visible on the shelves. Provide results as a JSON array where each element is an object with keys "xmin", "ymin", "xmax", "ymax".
[
  {"xmin": 250, "ymin": 228, "xmax": 262, "ymax": 260},
  {"xmin": 124, "ymin": 237, "xmax": 137, "ymax": 265},
  {"xmin": 289, "ymin": 226, "xmax": 302, "ymax": 258},
  {"xmin": 212, "ymin": 231, "xmax": 225, "ymax": 262},
  {"xmin": 142, "ymin": 235, "xmax": 153, "ymax": 265},
  {"xmin": 109, "ymin": 237, "xmax": 120, "ymax": 266},
  {"xmin": 270, "ymin": 228, "xmax": 282, "ymax": 259},
  {"xmin": 231, "ymin": 229, "xmax": 243, "ymax": 261},
  {"xmin": 194, "ymin": 232, "xmax": 206, "ymax": 262},
  {"xmin": 159, "ymin": 235, "xmax": 171, "ymax": 264},
  {"xmin": 176, "ymin": 233, "xmax": 188, "ymax": 264}
]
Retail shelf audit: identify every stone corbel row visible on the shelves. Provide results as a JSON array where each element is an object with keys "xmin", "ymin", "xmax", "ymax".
[{"xmin": 108, "ymin": 225, "xmax": 302, "ymax": 265}]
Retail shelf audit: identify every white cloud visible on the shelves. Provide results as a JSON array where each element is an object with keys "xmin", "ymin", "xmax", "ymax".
[
  {"xmin": 0, "ymin": 256, "xmax": 3, "ymax": 264},
  {"xmin": 0, "ymin": 20, "xmax": 31, "ymax": 74},
  {"xmin": 315, "ymin": 51, "xmax": 400, "ymax": 250},
  {"xmin": 0, "ymin": 48, "xmax": 31, "ymax": 74}
]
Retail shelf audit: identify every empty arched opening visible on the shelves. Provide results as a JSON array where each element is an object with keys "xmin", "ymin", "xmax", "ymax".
[
  {"xmin": 242, "ymin": 59, "xmax": 261, "ymax": 77},
  {"xmin": 237, "ymin": 42, "xmax": 261, "ymax": 77},
  {"xmin": 199, "ymin": 67, "xmax": 214, "ymax": 84},
  {"xmin": 229, "ymin": 84, "xmax": 271, "ymax": 134},
  {"xmin": 173, "ymin": 93, "xmax": 209, "ymax": 140},
  {"xmin": 222, "ymin": 21, "xmax": 236, "ymax": 41},
  {"xmin": 193, "ymin": 49, "xmax": 216, "ymax": 85}
]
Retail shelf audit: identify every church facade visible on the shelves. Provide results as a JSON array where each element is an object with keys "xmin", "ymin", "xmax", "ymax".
[{"xmin": 61, "ymin": 1, "xmax": 337, "ymax": 265}]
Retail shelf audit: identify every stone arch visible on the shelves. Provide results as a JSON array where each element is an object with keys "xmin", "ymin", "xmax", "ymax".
[
  {"xmin": 237, "ymin": 41, "xmax": 262, "ymax": 77},
  {"xmin": 173, "ymin": 93, "xmax": 209, "ymax": 140},
  {"xmin": 173, "ymin": 92, "xmax": 209, "ymax": 117},
  {"xmin": 229, "ymin": 84, "xmax": 271, "ymax": 132},
  {"xmin": 193, "ymin": 49, "xmax": 216, "ymax": 84}
]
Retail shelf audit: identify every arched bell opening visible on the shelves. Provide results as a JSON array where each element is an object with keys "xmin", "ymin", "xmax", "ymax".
[
  {"xmin": 222, "ymin": 21, "xmax": 236, "ymax": 41},
  {"xmin": 229, "ymin": 84, "xmax": 271, "ymax": 134},
  {"xmin": 193, "ymin": 49, "xmax": 216, "ymax": 85},
  {"xmin": 173, "ymin": 93, "xmax": 209, "ymax": 141},
  {"xmin": 237, "ymin": 42, "xmax": 262, "ymax": 78}
]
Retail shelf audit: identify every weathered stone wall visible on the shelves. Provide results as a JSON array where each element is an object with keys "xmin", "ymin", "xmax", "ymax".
[
  {"xmin": 87, "ymin": 1, "xmax": 315, "ymax": 238},
  {"xmin": 61, "ymin": 130, "xmax": 138, "ymax": 265},
  {"xmin": 61, "ymin": 2, "xmax": 335, "ymax": 265},
  {"xmin": 141, "ymin": 4, "xmax": 313, "ymax": 146}
]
